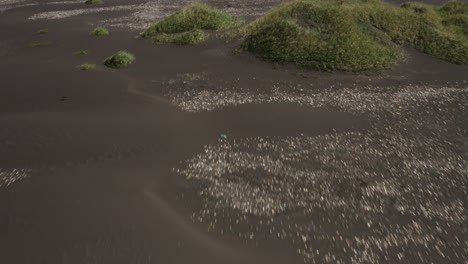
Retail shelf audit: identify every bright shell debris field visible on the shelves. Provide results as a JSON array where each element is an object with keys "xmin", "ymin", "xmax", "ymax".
[{"xmin": 174, "ymin": 83, "xmax": 468, "ymax": 264}]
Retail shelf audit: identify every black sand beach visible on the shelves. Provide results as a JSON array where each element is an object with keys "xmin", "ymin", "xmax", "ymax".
[{"xmin": 0, "ymin": 0, "xmax": 467, "ymax": 263}]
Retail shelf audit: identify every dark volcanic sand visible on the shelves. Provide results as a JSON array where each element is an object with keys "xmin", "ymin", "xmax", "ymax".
[{"xmin": 0, "ymin": 0, "xmax": 467, "ymax": 263}]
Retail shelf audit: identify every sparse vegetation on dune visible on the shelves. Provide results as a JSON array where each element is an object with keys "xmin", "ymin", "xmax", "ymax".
[
  {"xmin": 142, "ymin": 3, "xmax": 244, "ymax": 45},
  {"xmin": 153, "ymin": 29, "xmax": 207, "ymax": 45},
  {"xmin": 103, "ymin": 50, "xmax": 135, "ymax": 69},
  {"xmin": 74, "ymin": 49, "xmax": 89, "ymax": 56},
  {"xmin": 91, "ymin": 27, "xmax": 109, "ymax": 36},
  {"xmin": 79, "ymin": 63, "xmax": 96, "ymax": 71},
  {"xmin": 236, "ymin": 0, "xmax": 467, "ymax": 71},
  {"xmin": 29, "ymin": 41, "xmax": 52, "ymax": 47},
  {"xmin": 141, "ymin": 1, "xmax": 467, "ymax": 70},
  {"xmin": 85, "ymin": 0, "xmax": 103, "ymax": 4}
]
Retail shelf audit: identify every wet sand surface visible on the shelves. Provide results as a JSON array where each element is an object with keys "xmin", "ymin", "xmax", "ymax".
[{"xmin": 0, "ymin": 0, "xmax": 467, "ymax": 263}]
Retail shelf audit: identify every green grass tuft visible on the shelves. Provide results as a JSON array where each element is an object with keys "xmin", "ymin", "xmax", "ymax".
[
  {"xmin": 438, "ymin": 1, "xmax": 468, "ymax": 36},
  {"xmin": 91, "ymin": 27, "xmax": 109, "ymax": 36},
  {"xmin": 29, "ymin": 41, "xmax": 52, "ymax": 47},
  {"xmin": 85, "ymin": 0, "xmax": 103, "ymax": 4},
  {"xmin": 439, "ymin": 1, "xmax": 468, "ymax": 15},
  {"xmin": 442, "ymin": 14, "xmax": 468, "ymax": 35},
  {"xmin": 103, "ymin": 50, "xmax": 135, "ymax": 69},
  {"xmin": 142, "ymin": 3, "xmax": 243, "ymax": 45},
  {"xmin": 79, "ymin": 63, "xmax": 96, "ymax": 71},
  {"xmin": 153, "ymin": 29, "xmax": 207, "ymax": 45},
  {"xmin": 38, "ymin": 29, "xmax": 49, "ymax": 34},
  {"xmin": 236, "ymin": 0, "xmax": 467, "ymax": 71},
  {"xmin": 74, "ymin": 49, "xmax": 89, "ymax": 56}
]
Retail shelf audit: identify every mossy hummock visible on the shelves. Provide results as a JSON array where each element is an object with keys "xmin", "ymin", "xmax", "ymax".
[
  {"xmin": 142, "ymin": 3, "xmax": 244, "ymax": 45},
  {"xmin": 237, "ymin": 0, "xmax": 468, "ymax": 71},
  {"xmin": 103, "ymin": 50, "xmax": 135, "ymax": 69},
  {"xmin": 91, "ymin": 27, "xmax": 109, "ymax": 36}
]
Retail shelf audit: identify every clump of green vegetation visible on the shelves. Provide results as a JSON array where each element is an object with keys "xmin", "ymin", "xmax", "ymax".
[
  {"xmin": 85, "ymin": 0, "xmax": 103, "ymax": 4},
  {"xmin": 79, "ymin": 63, "xmax": 96, "ymax": 71},
  {"xmin": 153, "ymin": 29, "xmax": 206, "ymax": 45},
  {"xmin": 38, "ymin": 29, "xmax": 48, "ymax": 34},
  {"xmin": 103, "ymin": 50, "xmax": 135, "ymax": 68},
  {"xmin": 363, "ymin": 0, "xmax": 468, "ymax": 64},
  {"xmin": 91, "ymin": 27, "xmax": 109, "ymax": 36},
  {"xmin": 437, "ymin": 1, "xmax": 468, "ymax": 35},
  {"xmin": 439, "ymin": 1, "xmax": 468, "ymax": 15},
  {"xmin": 239, "ymin": 0, "xmax": 402, "ymax": 71},
  {"xmin": 142, "ymin": 3, "xmax": 244, "ymax": 45},
  {"xmin": 29, "ymin": 41, "xmax": 52, "ymax": 47},
  {"xmin": 74, "ymin": 49, "xmax": 89, "ymax": 56},
  {"xmin": 441, "ymin": 15, "xmax": 468, "ymax": 35},
  {"xmin": 236, "ymin": 0, "xmax": 467, "ymax": 71}
]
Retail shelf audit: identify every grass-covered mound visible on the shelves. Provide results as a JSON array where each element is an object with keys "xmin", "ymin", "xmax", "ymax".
[
  {"xmin": 362, "ymin": 0, "xmax": 468, "ymax": 64},
  {"xmin": 91, "ymin": 27, "xmax": 109, "ymax": 36},
  {"xmin": 238, "ymin": 0, "xmax": 468, "ymax": 71},
  {"xmin": 437, "ymin": 1, "xmax": 468, "ymax": 35},
  {"xmin": 38, "ymin": 29, "xmax": 48, "ymax": 34},
  {"xmin": 142, "ymin": 3, "xmax": 243, "ymax": 45},
  {"xmin": 85, "ymin": 0, "xmax": 103, "ymax": 4},
  {"xmin": 103, "ymin": 50, "xmax": 135, "ymax": 69}
]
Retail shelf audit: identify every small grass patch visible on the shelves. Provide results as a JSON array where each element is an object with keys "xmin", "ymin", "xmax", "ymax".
[
  {"xmin": 142, "ymin": 3, "xmax": 244, "ymax": 45},
  {"xmin": 103, "ymin": 50, "xmax": 135, "ymax": 68},
  {"xmin": 235, "ymin": 0, "xmax": 467, "ymax": 71},
  {"xmin": 91, "ymin": 27, "xmax": 109, "ymax": 36},
  {"xmin": 29, "ymin": 41, "xmax": 52, "ymax": 47},
  {"xmin": 153, "ymin": 29, "xmax": 207, "ymax": 45},
  {"xmin": 74, "ymin": 49, "xmax": 89, "ymax": 56},
  {"xmin": 85, "ymin": 0, "xmax": 103, "ymax": 4},
  {"xmin": 439, "ymin": 1, "xmax": 468, "ymax": 15},
  {"xmin": 79, "ymin": 63, "xmax": 96, "ymax": 71},
  {"xmin": 38, "ymin": 29, "xmax": 48, "ymax": 34}
]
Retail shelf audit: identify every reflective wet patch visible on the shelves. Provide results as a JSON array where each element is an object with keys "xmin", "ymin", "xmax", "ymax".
[
  {"xmin": 0, "ymin": 168, "xmax": 31, "ymax": 188},
  {"xmin": 174, "ymin": 83, "xmax": 468, "ymax": 263}
]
